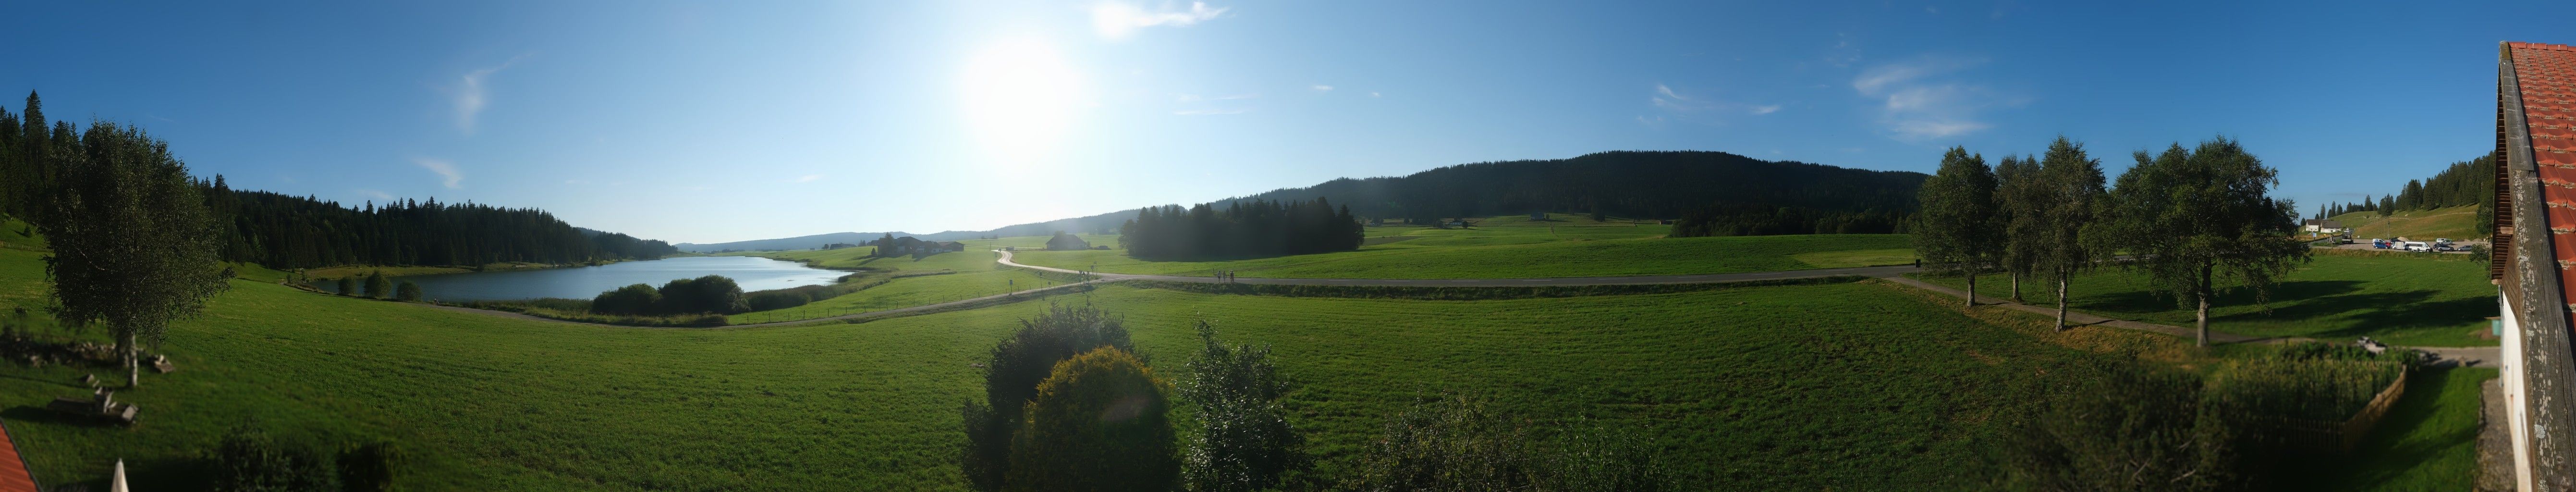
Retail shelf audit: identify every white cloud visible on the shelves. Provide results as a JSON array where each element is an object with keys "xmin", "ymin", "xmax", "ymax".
[
  {"xmin": 1311, "ymin": 85, "xmax": 1334, "ymax": 92},
  {"xmin": 1851, "ymin": 56, "xmax": 2011, "ymax": 141},
  {"xmin": 1174, "ymin": 108, "xmax": 1248, "ymax": 116},
  {"xmin": 794, "ymin": 174, "xmax": 824, "ymax": 183},
  {"xmin": 358, "ymin": 189, "xmax": 394, "ymax": 201},
  {"xmin": 450, "ymin": 56, "xmax": 525, "ymax": 135},
  {"xmin": 413, "ymin": 158, "xmax": 464, "ymax": 189},
  {"xmin": 1368, "ymin": 91, "xmax": 1381, "ymax": 98},
  {"xmin": 1091, "ymin": 1, "xmax": 1227, "ymax": 39},
  {"xmin": 1648, "ymin": 83, "xmax": 1778, "ymax": 119}
]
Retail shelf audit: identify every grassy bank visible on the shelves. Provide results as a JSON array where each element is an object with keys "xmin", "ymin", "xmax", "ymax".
[{"xmin": 1909, "ymin": 253, "xmax": 2496, "ymax": 347}]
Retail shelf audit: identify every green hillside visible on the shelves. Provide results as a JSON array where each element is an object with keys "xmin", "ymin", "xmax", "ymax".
[
  {"xmin": 1915, "ymin": 252, "xmax": 2497, "ymax": 346},
  {"xmin": 2328, "ymin": 205, "xmax": 2484, "ymax": 241}
]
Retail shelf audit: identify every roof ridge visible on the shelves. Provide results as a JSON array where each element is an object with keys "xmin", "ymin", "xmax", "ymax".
[{"xmin": 2511, "ymin": 41, "xmax": 2576, "ymax": 51}]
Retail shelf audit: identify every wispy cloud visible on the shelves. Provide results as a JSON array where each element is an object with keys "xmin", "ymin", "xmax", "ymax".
[
  {"xmin": 1368, "ymin": 91, "xmax": 1381, "ymax": 98},
  {"xmin": 358, "ymin": 189, "xmax": 395, "ymax": 201},
  {"xmin": 793, "ymin": 174, "xmax": 824, "ymax": 183},
  {"xmin": 1091, "ymin": 1, "xmax": 1228, "ymax": 39},
  {"xmin": 1310, "ymin": 85, "xmax": 1334, "ymax": 92},
  {"xmin": 451, "ymin": 55, "xmax": 527, "ymax": 135},
  {"xmin": 1851, "ymin": 56, "xmax": 2015, "ymax": 141},
  {"xmin": 413, "ymin": 158, "xmax": 464, "ymax": 189},
  {"xmin": 1648, "ymin": 83, "xmax": 1781, "ymax": 120},
  {"xmin": 1174, "ymin": 108, "xmax": 1248, "ymax": 116}
]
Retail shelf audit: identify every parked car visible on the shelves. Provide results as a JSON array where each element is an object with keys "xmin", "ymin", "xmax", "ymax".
[
  {"xmin": 2402, "ymin": 241, "xmax": 2430, "ymax": 252},
  {"xmin": 2336, "ymin": 236, "xmax": 2355, "ymax": 245},
  {"xmin": 2435, "ymin": 245, "xmax": 2454, "ymax": 252}
]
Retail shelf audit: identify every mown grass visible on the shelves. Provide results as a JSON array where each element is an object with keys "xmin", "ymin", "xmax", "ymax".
[
  {"xmin": 2301, "ymin": 367, "xmax": 2497, "ymax": 491},
  {"xmin": 1012, "ymin": 234, "xmax": 1915, "ymax": 279},
  {"xmin": 2331, "ymin": 205, "xmax": 2485, "ymax": 242},
  {"xmin": 0, "ymin": 239, "xmax": 2177, "ymax": 490},
  {"xmin": 1911, "ymin": 253, "xmax": 2497, "ymax": 347}
]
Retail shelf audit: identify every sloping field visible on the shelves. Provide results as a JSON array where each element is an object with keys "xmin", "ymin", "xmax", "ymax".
[
  {"xmin": 2330, "ymin": 205, "xmax": 2484, "ymax": 242},
  {"xmin": 0, "ymin": 244, "xmax": 2137, "ymax": 490}
]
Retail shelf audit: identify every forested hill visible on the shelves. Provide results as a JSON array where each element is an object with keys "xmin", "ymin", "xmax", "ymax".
[
  {"xmin": 703, "ymin": 151, "xmax": 1929, "ymax": 249},
  {"xmin": 207, "ymin": 182, "xmax": 681, "ymax": 270},
  {"xmin": 1214, "ymin": 151, "xmax": 1926, "ymax": 223},
  {"xmin": 0, "ymin": 91, "xmax": 677, "ymax": 270}
]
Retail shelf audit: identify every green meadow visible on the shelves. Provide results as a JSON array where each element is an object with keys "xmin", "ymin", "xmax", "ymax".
[
  {"xmin": 712, "ymin": 247, "xmax": 1056, "ymax": 325},
  {"xmin": 0, "ymin": 241, "xmax": 2183, "ymax": 490},
  {"xmin": 1910, "ymin": 252, "xmax": 2497, "ymax": 347},
  {"xmin": 2330, "ymin": 205, "xmax": 2487, "ymax": 242}
]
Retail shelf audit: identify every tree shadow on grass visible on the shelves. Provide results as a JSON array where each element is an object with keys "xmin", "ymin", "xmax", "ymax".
[{"xmin": 2077, "ymin": 280, "xmax": 2364, "ymax": 319}]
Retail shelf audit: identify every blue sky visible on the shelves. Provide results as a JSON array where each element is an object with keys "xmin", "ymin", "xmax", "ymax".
[{"xmin": 1, "ymin": 1, "xmax": 2559, "ymax": 244}]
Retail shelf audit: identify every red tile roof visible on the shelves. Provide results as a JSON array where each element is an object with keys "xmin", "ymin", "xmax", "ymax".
[
  {"xmin": 2508, "ymin": 42, "xmax": 2576, "ymax": 308},
  {"xmin": 0, "ymin": 419, "xmax": 39, "ymax": 492}
]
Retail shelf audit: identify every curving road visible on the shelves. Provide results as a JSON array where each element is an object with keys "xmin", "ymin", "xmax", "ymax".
[{"xmin": 991, "ymin": 248, "xmax": 1916, "ymax": 286}]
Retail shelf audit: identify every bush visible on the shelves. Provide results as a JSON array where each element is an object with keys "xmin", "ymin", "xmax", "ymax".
[
  {"xmin": 2003, "ymin": 364, "xmax": 2234, "ymax": 491},
  {"xmin": 337, "ymin": 441, "xmax": 403, "ymax": 492},
  {"xmin": 211, "ymin": 423, "xmax": 339, "ymax": 492},
  {"xmin": 590, "ymin": 284, "xmax": 662, "ymax": 315},
  {"xmin": 963, "ymin": 304, "xmax": 1136, "ymax": 492},
  {"xmin": 336, "ymin": 278, "xmax": 356, "ymax": 296},
  {"xmin": 364, "ymin": 271, "xmax": 391, "ymax": 299},
  {"xmin": 1340, "ymin": 394, "xmax": 1669, "ymax": 492},
  {"xmin": 393, "ymin": 282, "xmax": 423, "ymax": 302},
  {"xmin": 655, "ymin": 275, "xmax": 747, "ymax": 314},
  {"xmin": 1180, "ymin": 320, "xmax": 1308, "ymax": 492},
  {"xmin": 1003, "ymin": 347, "xmax": 1178, "ymax": 492}
]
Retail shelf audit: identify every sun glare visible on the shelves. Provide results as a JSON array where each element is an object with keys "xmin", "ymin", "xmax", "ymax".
[{"xmin": 959, "ymin": 38, "xmax": 1088, "ymax": 166}]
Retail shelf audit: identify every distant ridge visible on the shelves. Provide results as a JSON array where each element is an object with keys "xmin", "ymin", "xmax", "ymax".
[
  {"xmin": 675, "ymin": 232, "xmax": 912, "ymax": 253},
  {"xmin": 690, "ymin": 150, "xmax": 1928, "ymax": 250}
]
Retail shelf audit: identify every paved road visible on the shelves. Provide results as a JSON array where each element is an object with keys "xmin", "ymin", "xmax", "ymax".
[{"xmin": 993, "ymin": 249, "xmax": 1917, "ymax": 286}]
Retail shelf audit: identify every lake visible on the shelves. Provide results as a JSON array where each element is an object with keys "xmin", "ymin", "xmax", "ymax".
[{"xmin": 347, "ymin": 256, "xmax": 847, "ymax": 302}]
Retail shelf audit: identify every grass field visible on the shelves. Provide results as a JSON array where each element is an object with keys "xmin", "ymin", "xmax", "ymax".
[
  {"xmin": 2330, "ymin": 205, "xmax": 2485, "ymax": 242},
  {"xmin": 0, "ymin": 241, "xmax": 2193, "ymax": 490},
  {"xmin": 1012, "ymin": 233, "xmax": 1917, "ymax": 279},
  {"xmin": 715, "ymin": 248, "xmax": 1055, "ymax": 325},
  {"xmin": 2308, "ymin": 367, "xmax": 2498, "ymax": 491},
  {"xmin": 1910, "ymin": 253, "xmax": 2497, "ymax": 347}
]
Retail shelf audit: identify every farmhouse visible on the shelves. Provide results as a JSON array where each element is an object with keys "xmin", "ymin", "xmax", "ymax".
[
  {"xmin": 2301, "ymin": 219, "xmax": 2345, "ymax": 234},
  {"xmin": 1045, "ymin": 232, "xmax": 1089, "ymax": 251},
  {"xmin": 2489, "ymin": 40, "xmax": 2576, "ymax": 489}
]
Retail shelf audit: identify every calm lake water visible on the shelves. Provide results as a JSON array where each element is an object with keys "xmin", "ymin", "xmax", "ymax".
[{"xmin": 346, "ymin": 256, "xmax": 846, "ymax": 302}]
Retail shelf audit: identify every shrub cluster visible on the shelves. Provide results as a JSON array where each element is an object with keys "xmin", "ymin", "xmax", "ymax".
[
  {"xmin": 588, "ymin": 275, "xmax": 747, "ymax": 315},
  {"xmin": 2004, "ymin": 346, "xmax": 2415, "ymax": 490},
  {"xmin": 209, "ymin": 422, "xmax": 402, "ymax": 492},
  {"xmin": 1340, "ymin": 394, "xmax": 1672, "ymax": 492},
  {"xmin": 962, "ymin": 304, "xmax": 1139, "ymax": 492}
]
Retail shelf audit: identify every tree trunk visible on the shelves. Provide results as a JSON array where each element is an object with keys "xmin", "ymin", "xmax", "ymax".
[
  {"xmin": 2010, "ymin": 272, "xmax": 2023, "ymax": 303},
  {"xmin": 2196, "ymin": 265, "xmax": 2213, "ymax": 347},
  {"xmin": 1965, "ymin": 271, "xmax": 1978, "ymax": 308},
  {"xmin": 2055, "ymin": 276, "xmax": 2070, "ymax": 331},
  {"xmin": 121, "ymin": 332, "xmax": 138, "ymax": 388}
]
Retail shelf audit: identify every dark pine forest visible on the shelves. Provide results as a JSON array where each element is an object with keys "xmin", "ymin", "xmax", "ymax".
[
  {"xmin": 0, "ymin": 92, "xmax": 677, "ymax": 270},
  {"xmin": 1119, "ymin": 198, "xmax": 1365, "ymax": 260}
]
